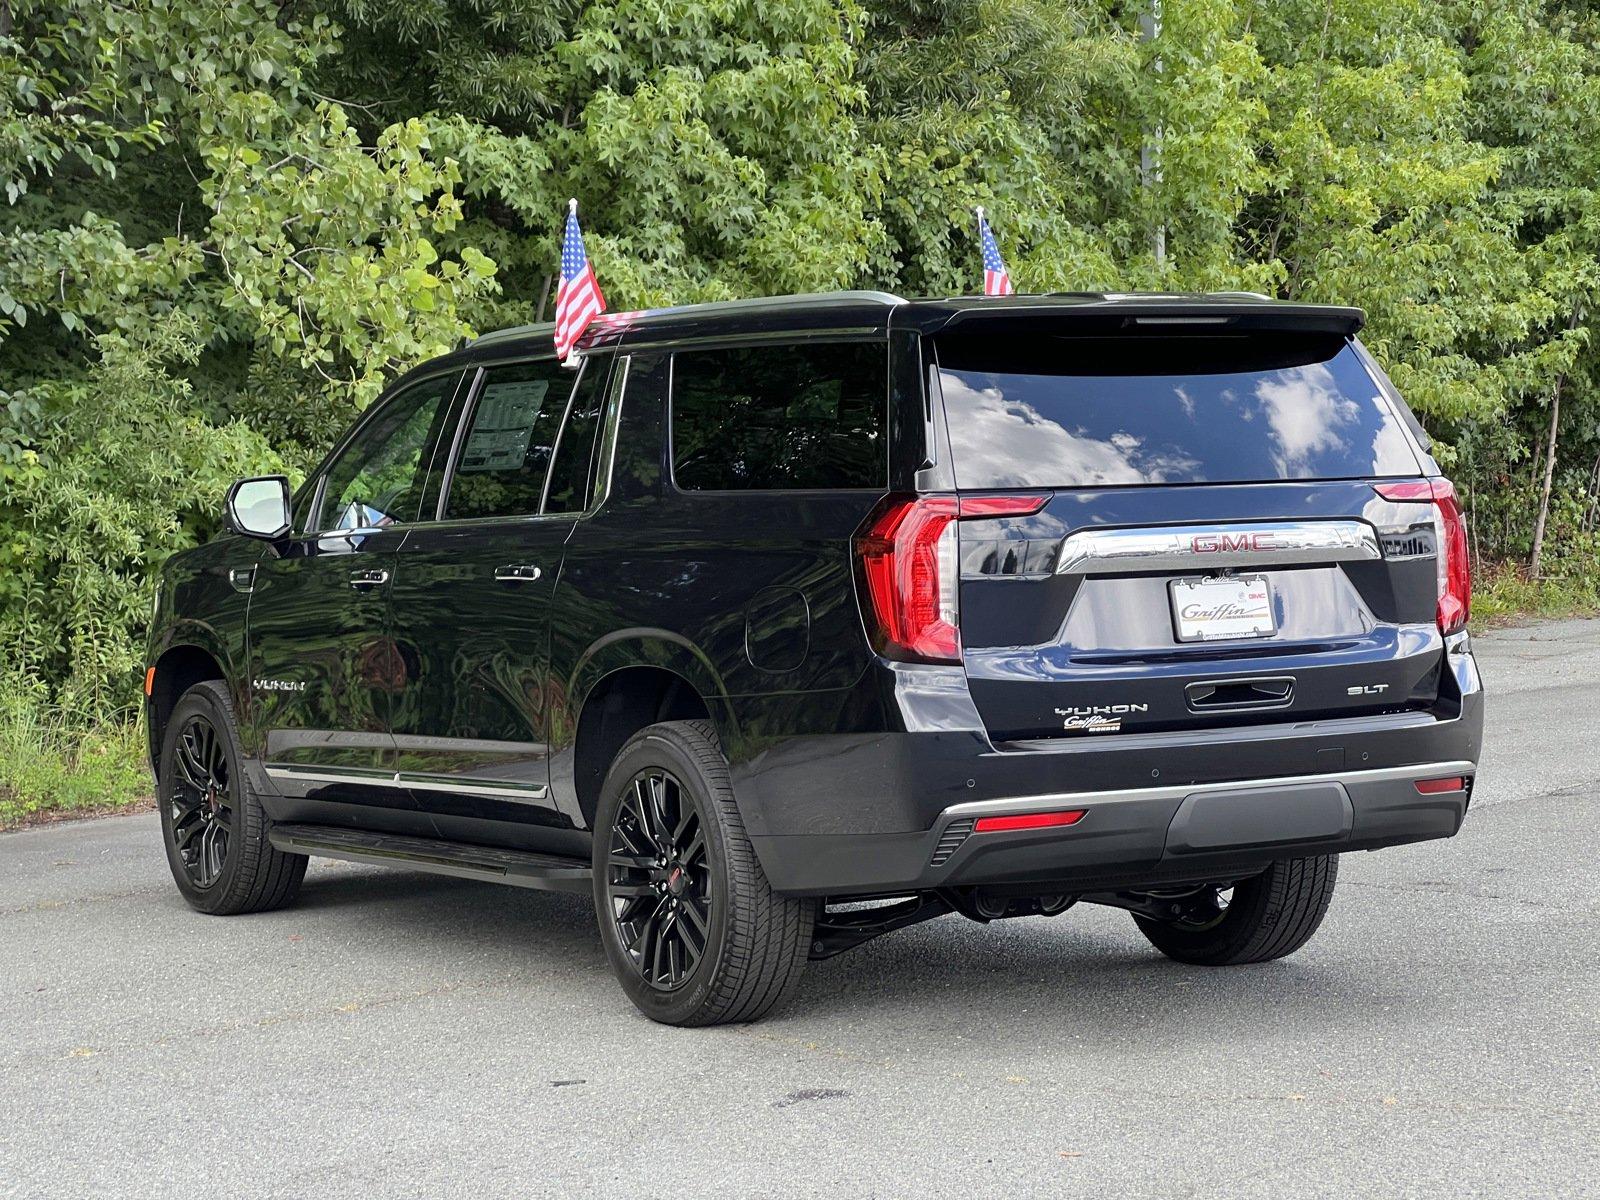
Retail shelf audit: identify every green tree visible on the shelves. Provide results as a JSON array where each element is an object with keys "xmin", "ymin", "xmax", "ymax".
[
  {"xmin": 0, "ymin": 0, "xmax": 497, "ymax": 706},
  {"xmin": 309, "ymin": 0, "xmax": 887, "ymax": 315}
]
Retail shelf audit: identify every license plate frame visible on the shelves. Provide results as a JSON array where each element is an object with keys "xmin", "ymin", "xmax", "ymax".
[{"xmin": 1169, "ymin": 574, "xmax": 1277, "ymax": 643}]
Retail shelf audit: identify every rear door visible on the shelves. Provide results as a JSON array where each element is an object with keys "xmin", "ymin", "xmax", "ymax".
[
  {"xmin": 386, "ymin": 353, "xmax": 616, "ymax": 843},
  {"xmin": 932, "ymin": 325, "xmax": 1444, "ymax": 743}
]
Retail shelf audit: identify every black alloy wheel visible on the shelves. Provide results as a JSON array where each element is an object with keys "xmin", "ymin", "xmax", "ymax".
[
  {"xmin": 166, "ymin": 714, "xmax": 234, "ymax": 889},
  {"xmin": 592, "ymin": 720, "xmax": 812, "ymax": 1026},
  {"xmin": 157, "ymin": 680, "xmax": 307, "ymax": 915},
  {"xmin": 604, "ymin": 768, "xmax": 713, "ymax": 991}
]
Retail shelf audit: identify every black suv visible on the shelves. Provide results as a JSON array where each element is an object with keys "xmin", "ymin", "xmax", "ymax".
[{"xmin": 145, "ymin": 292, "xmax": 1484, "ymax": 1026}]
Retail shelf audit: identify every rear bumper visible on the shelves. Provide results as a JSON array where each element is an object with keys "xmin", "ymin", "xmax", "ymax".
[
  {"xmin": 752, "ymin": 759, "xmax": 1475, "ymax": 896},
  {"xmin": 737, "ymin": 643, "xmax": 1483, "ymax": 897}
]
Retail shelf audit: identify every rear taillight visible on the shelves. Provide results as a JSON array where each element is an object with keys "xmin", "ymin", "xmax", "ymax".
[
  {"xmin": 854, "ymin": 492, "xmax": 1050, "ymax": 663},
  {"xmin": 1375, "ymin": 478, "xmax": 1471, "ymax": 635},
  {"xmin": 855, "ymin": 496, "xmax": 961, "ymax": 662}
]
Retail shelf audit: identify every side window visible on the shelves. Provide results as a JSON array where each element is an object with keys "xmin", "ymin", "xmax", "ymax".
[
  {"xmin": 445, "ymin": 360, "xmax": 574, "ymax": 521},
  {"xmin": 671, "ymin": 342, "xmax": 887, "ymax": 491},
  {"xmin": 544, "ymin": 356, "xmax": 614, "ymax": 515},
  {"xmin": 314, "ymin": 374, "xmax": 458, "ymax": 532}
]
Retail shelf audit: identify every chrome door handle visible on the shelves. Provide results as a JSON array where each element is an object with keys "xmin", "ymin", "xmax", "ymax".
[
  {"xmin": 348, "ymin": 568, "xmax": 390, "ymax": 590},
  {"xmin": 494, "ymin": 564, "xmax": 542, "ymax": 583},
  {"xmin": 229, "ymin": 567, "xmax": 257, "ymax": 594}
]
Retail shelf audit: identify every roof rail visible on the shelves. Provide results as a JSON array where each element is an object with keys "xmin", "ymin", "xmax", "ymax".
[
  {"xmin": 468, "ymin": 320, "xmax": 555, "ymax": 348},
  {"xmin": 468, "ymin": 290, "xmax": 908, "ymax": 348},
  {"xmin": 625, "ymin": 290, "xmax": 908, "ymax": 322}
]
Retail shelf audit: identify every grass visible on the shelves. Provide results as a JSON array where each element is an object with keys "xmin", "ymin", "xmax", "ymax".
[
  {"xmin": 0, "ymin": 700, "xmax": 152, "ymax": 830},
  {"xmin": 1471, "ymin": 561, "xmax": 1600, "ymax": 628}
]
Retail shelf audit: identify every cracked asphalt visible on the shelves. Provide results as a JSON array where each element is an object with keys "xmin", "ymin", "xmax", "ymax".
[{"xmin": 3, "ymin": 620, "xmax": 1598, "ymax": 1198}]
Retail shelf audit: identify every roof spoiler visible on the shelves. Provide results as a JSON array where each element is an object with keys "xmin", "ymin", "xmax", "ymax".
[{"xmin": 933, "ymin": 299, "xmax": 1365, "ymax": 338}]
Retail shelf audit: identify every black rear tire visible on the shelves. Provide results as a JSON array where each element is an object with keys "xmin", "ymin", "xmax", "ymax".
[
  {"xmin": 158, "ymin": 681, "xmax": 306, "ymax": 915},
  {"xmin": 593, "ymin": 720, "xmax": 812, "ymax": 1026},
  {"xmin": 1133, "ymin": 855, "xmax": 1339, "ymax": 965}
]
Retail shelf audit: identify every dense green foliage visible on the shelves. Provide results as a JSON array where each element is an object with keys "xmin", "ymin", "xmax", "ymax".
[{"xmin": 3, "ymin": 0, "xmax": 1600, "ymax": 745}]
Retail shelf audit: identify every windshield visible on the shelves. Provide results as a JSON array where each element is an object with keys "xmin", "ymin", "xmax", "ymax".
[{"xmin": 934, "ymin": 332, "xmax": 1421, "ymax": 489}]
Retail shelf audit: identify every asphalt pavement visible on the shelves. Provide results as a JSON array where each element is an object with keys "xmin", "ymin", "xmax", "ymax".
[{"xmin": 2, "ymin": 620, "xmax": 1597, "ymax": 1198}]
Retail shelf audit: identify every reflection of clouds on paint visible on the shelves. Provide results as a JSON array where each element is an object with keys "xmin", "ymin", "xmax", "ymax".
[
  {"xmin": 1175, "ymin": 385, "xmax": 1195, "ymax": 419},
  {"xmin": 940, "ymin": 373, "xmax": 1198, "ymax": 487},
  {"xmin": 1368, "ymin": 400, "xmax": 1418, "ymax": 475},
  {"xmin": 1252, "ymin": 363, "xmax": 1359, "ymax": 475}
]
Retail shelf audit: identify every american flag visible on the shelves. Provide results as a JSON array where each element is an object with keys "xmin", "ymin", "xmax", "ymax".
[
  {"xmin": 976, "ymin": 206, "xmax": 1014, "ymax": 296},
  {"xmin": 554, "ymin": 199, "xmax": 605, "ymax": 361}
]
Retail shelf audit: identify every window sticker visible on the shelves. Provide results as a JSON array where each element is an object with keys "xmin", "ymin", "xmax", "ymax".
[{"xmin": 460, "ymin": 379, "xmax": 551, "ymax": 472}]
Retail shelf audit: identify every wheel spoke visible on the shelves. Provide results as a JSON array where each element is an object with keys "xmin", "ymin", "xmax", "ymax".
[
  {"xmin": 645, "ymin": 775, "xmax": 673, "ymax": 849},
  {"xmin": 173, "ymin": 812, "xmax": 204, "ymax": 851},
  {"xmin": 650, "ymin": 912, "xmax": 671, "ymax": 984},
  {"xmin": 666, "ymin": 926, "xmax": 683, "ymax": 985},
  {"xmin": 679, "ymin": 826, "xmax": 706, "ymax": 868},
  {"xmin": 679, "ymin": 896, "xmax": 709, "ymax": 945},
  {"xmin": 609, "ymin": 880, "xmax": 656, "ymax": 899},
  {"xmin": 197, "ymin": 823, "xmax": 216, "ymax": 883},
  {"xmin": 174, "ymin": 737, "xmax": 206, "ymax": 791},
  {"xmin": 626, "ymin": 781, "xmax": 660, "ymax": 854},
  {"xmin": 627, "ymin": 896, "xmax": 667, "ymax": 952},
  {"xmin": 671, "ymin": 810, "xmax": 696, "ymax": 858},
  {"xmin": 616, "ymin": 894, "xmax": 655, "ymax": 924}
]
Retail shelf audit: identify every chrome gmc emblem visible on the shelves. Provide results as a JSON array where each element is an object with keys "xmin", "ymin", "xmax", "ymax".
[
  {"xmin": 1055, "ymin": 520, "xmax": 1382, "ymax": 576},
  {"xmin": 1191, "ymin": 532, "xmax": 1282, "ymax": 554}
]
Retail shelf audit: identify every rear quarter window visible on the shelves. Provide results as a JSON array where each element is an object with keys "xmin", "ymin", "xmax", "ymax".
[
  {"xmin": 934, "ymin": 332, "xmax": 1421, "ymax": 488},
  {"xmin": 671, "ymin": 341, "xmax": 887, "ymax": 491}
]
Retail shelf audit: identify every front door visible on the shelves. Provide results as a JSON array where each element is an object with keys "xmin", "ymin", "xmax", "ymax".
[
  {"xmin": 245, "ymin": 370, "xmax": 462, "ymax": 833},
  {"xmin": 387, "ymin": 354, "xmax": 615, "ymax": 848}
]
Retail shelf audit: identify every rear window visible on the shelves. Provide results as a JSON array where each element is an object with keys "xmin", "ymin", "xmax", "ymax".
[
  {"xmin": 934, "ymin": 332, "xmax": 1421, "ymax": 488},
  {"xmin": 671, "ymin": 342, "xmax": 887, "ymax": 491}
]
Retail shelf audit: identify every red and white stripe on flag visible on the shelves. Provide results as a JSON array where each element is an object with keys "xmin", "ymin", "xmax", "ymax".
[
  {"xmin": 555, "ymin": 263, "xmax": 603, "ymax": 360},
  {"xmin": 977, "ymin": 206, "xmax": 1015, "ymax": 296},
  {"xmin": 554, "ymin": 200, "xmax": 606, "ymax": 361}
]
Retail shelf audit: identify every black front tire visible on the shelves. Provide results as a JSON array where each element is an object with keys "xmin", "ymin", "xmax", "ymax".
[
  {"xmin": 593, "ymin": 720, "xmax": 812, "ymax": 1026},
  {"xmin": 1133, "ymin": 855, "xmax": 1339, "ymax": 965},
  {"xmin": 158, "ymin": 681, "xmax": 306, "ymax": 915}
]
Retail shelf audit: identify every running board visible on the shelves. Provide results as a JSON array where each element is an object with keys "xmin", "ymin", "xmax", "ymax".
[{"xmin": 267, "ymin": 824, "xmax": 592, "ymax": 894}]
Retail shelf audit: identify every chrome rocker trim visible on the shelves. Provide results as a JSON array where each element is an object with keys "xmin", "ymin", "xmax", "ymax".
[{"xmin": 265, "ymin": 764, "xmax": 550, "ymax": 802}]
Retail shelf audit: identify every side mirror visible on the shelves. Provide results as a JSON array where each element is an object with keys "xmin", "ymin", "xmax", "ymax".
[{"xmin": 225, "ymin": 476, "xmax": 292, "ymax": 540}]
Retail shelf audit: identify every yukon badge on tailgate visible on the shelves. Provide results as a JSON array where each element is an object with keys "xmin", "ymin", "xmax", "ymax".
[{"xmin": 1055, "ymin": 703, "xmax": 1150, "ymax": 734}]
